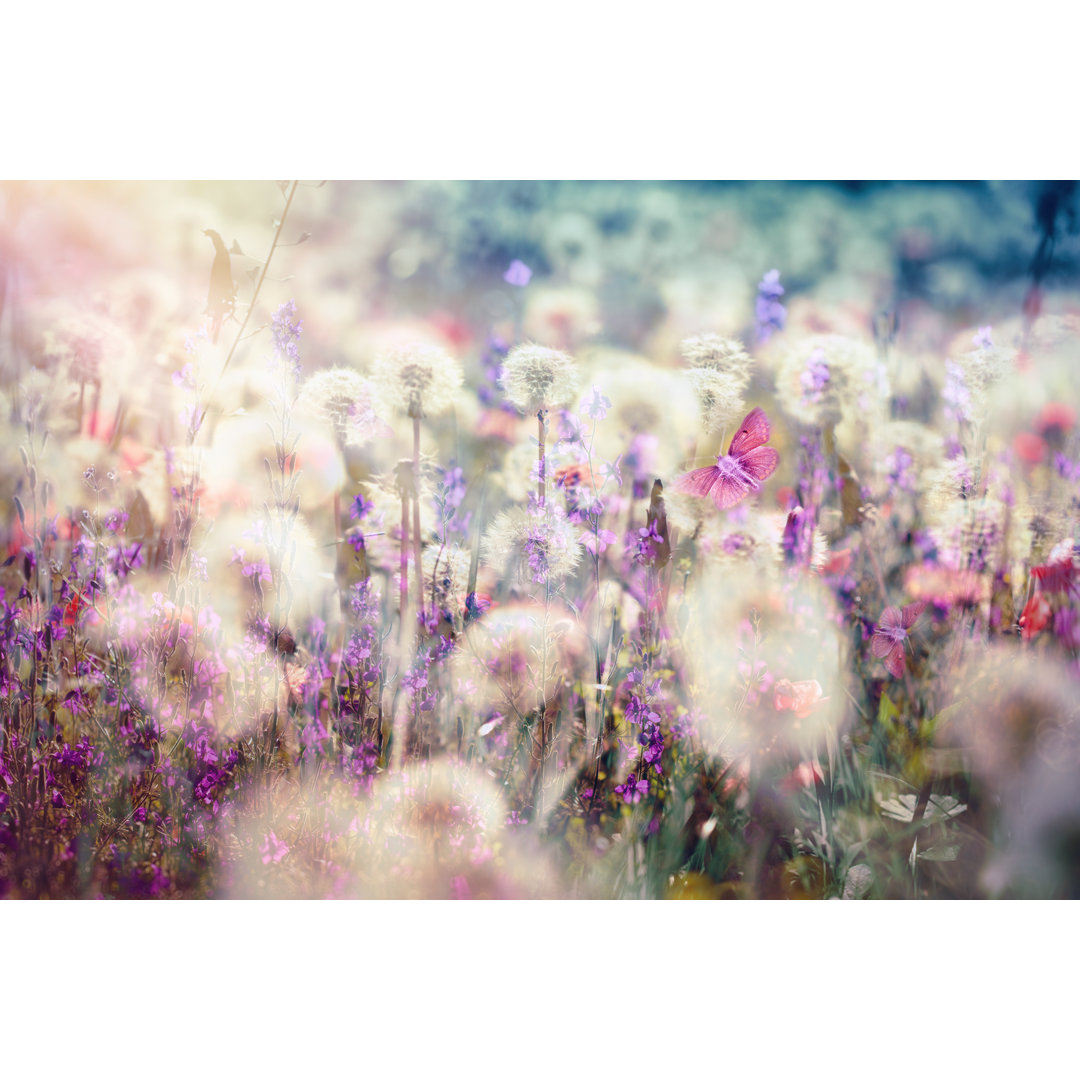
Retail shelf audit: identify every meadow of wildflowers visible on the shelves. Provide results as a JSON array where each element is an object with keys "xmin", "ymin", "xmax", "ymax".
[{"xmin": 3, "ymin": 179, "xmax": 1080, "ymax": 900}]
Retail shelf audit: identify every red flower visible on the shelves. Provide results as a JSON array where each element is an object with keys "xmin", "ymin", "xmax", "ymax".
[
  {"xmin": 823, "ymin": 548, "xmax": 853, "ymax": 576},
  {"xmin": 553, "ymin": 463, "xmax": 598, "ymax": 493},
  {"xmin": 63, "ymin": 593, "xmax": 84, "ymax": 628},
  {"xmin": 1013, "ymin": 431, "xmax": 1047, "ymax": 465},
  {"xmin": 773, "ymin": 679, "xmax": 827, "ymax": 718},
  {"xmin": 1031, "ymin": 556, "xmax": 1078, "ymax": 597},
  {"xmin": 1020, "ymin": 594, "xmax": 1052, "ymax": 640},
  {"xmin": 1036, "ymin": 402, "xmax": 1077, "ymax": 438}
]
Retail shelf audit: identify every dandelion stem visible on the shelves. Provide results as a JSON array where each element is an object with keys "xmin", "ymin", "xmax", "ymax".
[
  {"xmin": 537, "ymin": 410, "xmax": 546, "ymax": 508},
  {"xmin": 399, "ymin": 490, "xmax": 409, "ymax": 643},
  {"xmin": 413, "ymin": 416, "xmax": 424, "ymax": 625}
]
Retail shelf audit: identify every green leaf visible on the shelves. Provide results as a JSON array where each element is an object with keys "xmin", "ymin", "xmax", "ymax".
[
  {"xmin": 922, "ymin": 698, "xmax": 965, "ymax": 739},
  {"xmin": 878, "ymin": 691, "xmax": 901, "ymax": 728}
]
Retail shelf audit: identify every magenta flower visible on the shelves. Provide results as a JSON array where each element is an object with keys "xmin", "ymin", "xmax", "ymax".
[
  {"xmin": 615, "ymin": 775, "xmax": 650, "ymax": 804},
  {"xmin": 871, "ymin": 601, "xmax": 927, "ymax": 678},
  {"xmin": 260, "ymin": 831, "xmax": 289, "ymax": 865}
]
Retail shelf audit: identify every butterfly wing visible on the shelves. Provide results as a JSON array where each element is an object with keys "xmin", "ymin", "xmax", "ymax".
[
  {"xmin": 870, "ymin": 630, "xmax": 895, "ymax": 659},
  {"xmin": 884, "ymin": 642, "xmax": 906, "ymax": 678},
  {"xmin": 901, "ymin": 600, "xmax": 927, "ymax": 628},
  {"xmin": 739, "ymin": 445, "xmax": 780, "ymax": 485},
  {"xmin": 709, "ymin": 471, "xmax": 754, "ymax": 510},
  {"xmin": 671, "ymin": 466, "xmax": 721, "ymax": 499},
  {"xmin": 878, "ymin": 605, "xmax": 903, "ymax": 632},
  {"xmin": 727, "ymin": 407, "xmax": 771, "ymax": 457}
]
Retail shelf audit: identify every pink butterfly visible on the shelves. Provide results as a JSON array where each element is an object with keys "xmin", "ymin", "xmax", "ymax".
[
  {"xmin": 671, "ymin": 407, "xmax": 779, "ymax": 510},
  {"xmin": 871, "ymin": 600, "xmax": 927, "ymax": 678}
]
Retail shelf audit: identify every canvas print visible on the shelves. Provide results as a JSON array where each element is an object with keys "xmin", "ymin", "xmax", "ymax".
[{"xmin": 1, "ymin": 179, "xmax": 1078, "ymax": 899}]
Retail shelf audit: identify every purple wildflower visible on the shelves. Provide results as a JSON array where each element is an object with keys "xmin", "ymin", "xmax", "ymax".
[
  {"xmin": 755, "ymin": 269, "xmax": 786, "ymax": 343},
  {"xmin": 503, "ymin": 260, "xmax": 532, "ymax": 287},
  {"xmin": 614, "ymin": 775, "xmax": 650, "ymax": 804},
  {"xmin": 800, "ymin": 348, "xmax": 830, "ymax": 406},
  {"xmin": 582, "ymin": 385, "xmax": 612, "ymax": 421},
  {"xmin": 885, "ymin": 446, "xmax": 916, "ymax": 494},
  {"xmin": 433, "ymin": 463, "xmax": 470, "ymax": 540},
  {"xmin": 582, "ymin": 527, "xmax": 618, "ymax": 556},
  {"xmin": 943, "ymin": 360, "xmax": 972, "ymax": 426},
  {"xmin": 351, "ymin": 493, "xmax": 374, "ymax": 521},
  {"xmin": 272, "ymin": 299, "xmax": 303, "ymax": 376}
]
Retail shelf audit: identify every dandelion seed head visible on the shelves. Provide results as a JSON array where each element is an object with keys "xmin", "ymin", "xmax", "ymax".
[
  {"xmin": 954, "ymin": 343, "xmax": 1015, "ymax": 396},
  {"xmin": 696, "ymin": 509, "xmax": 786, "ymax": 576},
  {"xmin": 501, "ymin": 343, "xmax": 579, "ymax": 414},
  {"xmin": 480, "ymin": 506, "xmax": 582, "ymax": 586},
  {"xmin": 373, "ymin": 342, "xmax": 463, "ymax": 419},
  {"xmin": 921, "ymin": 457, "xmax": 980, "ymax": 520},
  {"xmin": 776, "ymin": 334, "xmax": 887, "ymax": 432},
  {"xmin": 928, "ymin": 498, "xmax": 1013, "ymax": 574},
  {"xmin": 679, "ymin": 334, "xmax": 754, "ymax": 389},
  {"xmin": 685, "ymin": 367, "xmax": 747, "ymax": 435},
  {"xmin": 297, "ymin": 367, "xmax": 381, "ymax": 446},
  {"xmin": 41, "ymin": 309, "xmax": 134, "ymax": 387},
  {"xmin": 455, "ymin": 600, "xmax": 590, "ymax": 733},
  {"xmin": 422, "ymin": 543, "xmax": 472, "ymax": 617}
]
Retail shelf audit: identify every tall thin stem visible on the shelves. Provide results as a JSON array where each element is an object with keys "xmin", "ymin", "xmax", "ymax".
[
  {"xmin": 413, "ymin": 417, "xmax": 424, "ymax": 624},
  {"xmin": 195, "ymin": 180, "xmax": 300, "ymax": 435},
  {"xmin": 537, "ymin": 410, "xmax": 546, "ymax": 508},
  {"xmin": 399, "ymin": 492, "xmax": 410, "ymax": 642}
]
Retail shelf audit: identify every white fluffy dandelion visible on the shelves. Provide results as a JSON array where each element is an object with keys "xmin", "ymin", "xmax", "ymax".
[
  {"xmin": 372, "ymin": 342, "xmax": 463, "ymax": 419},
  {"xmin": 680, "ymin": 334, "xmax": 755, "ymax": 390},
  {"xmin": 297, "ymin": 367, "xmax": 382, "ymax": 447},
  {"xmin": 480, "ymin": 506, "xmax": 582, "ymax": 588},
  {"xmin": 501, "ymin": 343, "xmax": 579, "ymax": 416},
  {"xmin": 684, "ymin": 367, "xmax": 747, "ymax": 436}
]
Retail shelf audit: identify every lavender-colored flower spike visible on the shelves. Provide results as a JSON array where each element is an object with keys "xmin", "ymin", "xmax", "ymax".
[
  {"xmin": 504, "ymin": 259, "xmax": 532, "ymax": 287},
  {"xmin": 272, "ymin": 299, "xmax": 303, "ymax": 376},
  {"xmin": 755, "ymin": 268, "xmax": 786, "ymax": 344}
]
